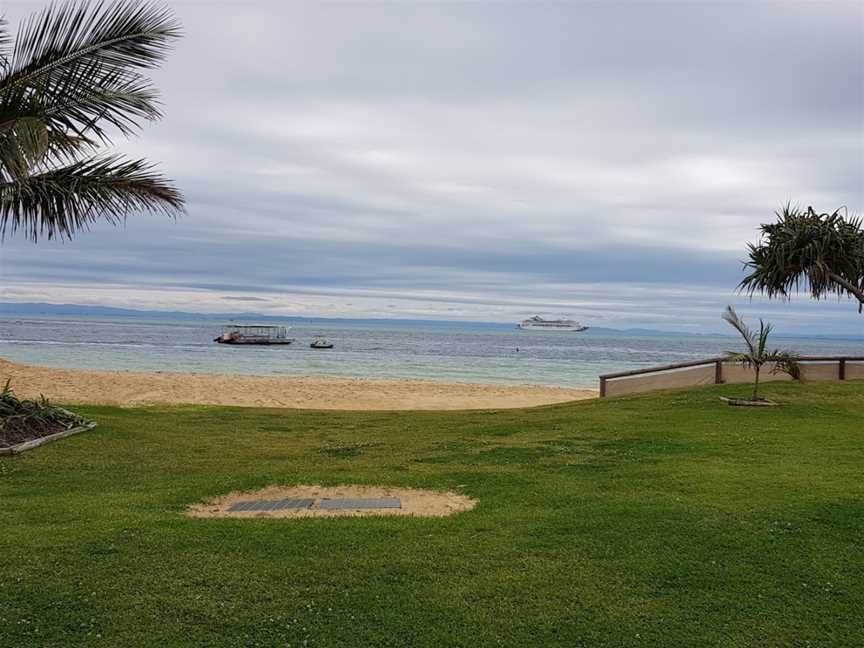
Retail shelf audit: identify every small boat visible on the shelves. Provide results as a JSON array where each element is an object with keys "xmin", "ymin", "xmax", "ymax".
[
  {"xmin": 214, "ymin": 325, "xmax": 295, "ymax": 345},
  {"xmin": 310, "ymin": 337, "xmax": 333, "ymax": 349}
]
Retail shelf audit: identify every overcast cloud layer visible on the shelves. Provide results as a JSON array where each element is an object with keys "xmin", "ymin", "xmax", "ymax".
[{"xmin": 1, "ymin": 1, "xmax": 863, "ymax": 334}]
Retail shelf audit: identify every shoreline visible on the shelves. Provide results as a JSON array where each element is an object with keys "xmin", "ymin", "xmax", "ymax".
[{"xmin": 0, "ymin": 359, "xmax": 596, "ymax": 411}]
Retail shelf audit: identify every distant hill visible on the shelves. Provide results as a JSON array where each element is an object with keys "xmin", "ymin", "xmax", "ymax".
[{"xmin": 0, "ymin": 302, "xmax": 509, "ymax": 330}]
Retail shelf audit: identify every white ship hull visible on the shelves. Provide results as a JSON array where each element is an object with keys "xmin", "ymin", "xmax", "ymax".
[
  {"xmin": 517, "ymin": 322, "xmax": 589, "ymax": 332},
  {"xmin": 517, "ymin": 316, "xmax": 589, "ymax": 332}
]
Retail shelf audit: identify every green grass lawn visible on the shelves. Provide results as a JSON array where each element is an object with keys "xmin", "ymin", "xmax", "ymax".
[{"xmin": 1, "ymin": 381, "xmax": 862, "ymax": 647}]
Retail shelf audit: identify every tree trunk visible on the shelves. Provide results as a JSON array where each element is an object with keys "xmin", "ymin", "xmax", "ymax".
[
  {"xmin": 752, "ymin": 365, "xmax": 761, "ymax": 401},
  {"xmin": 828, "ymin": 273, "xmax": 864, "ymax": 313}
]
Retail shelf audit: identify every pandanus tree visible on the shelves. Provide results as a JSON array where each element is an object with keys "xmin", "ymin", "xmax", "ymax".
[
  {"xmin": 722, "ymin": 306, "xmax": 800, "ymax": 402},
  {"xmin": 739, "ymin": 205, "xmax": 864, "ymax": 313},
  {"xmin": 0, "ymin": 0, "xmax": 183, "ymax": 242}
]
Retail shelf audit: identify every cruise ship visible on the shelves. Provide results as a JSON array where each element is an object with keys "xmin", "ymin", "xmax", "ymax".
[{"xmin": 517, "ymin": 316, "xmax": 589, "ymax": 332}]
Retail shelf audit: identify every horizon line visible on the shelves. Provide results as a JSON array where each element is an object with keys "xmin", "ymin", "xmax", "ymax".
[{"xmin": 2, "ymin": 301, "xmax": 863, "ymax": 342}]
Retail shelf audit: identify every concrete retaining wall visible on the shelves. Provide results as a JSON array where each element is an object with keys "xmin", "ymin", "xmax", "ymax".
[{"xmin": 602, "ymin": 358, "xmax": 863, "ymax": 397}]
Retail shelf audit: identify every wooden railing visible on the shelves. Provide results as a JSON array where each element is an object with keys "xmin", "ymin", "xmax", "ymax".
[{"xmin": 599, "ymin": 355, "xmax": 864, "ymax": 397}]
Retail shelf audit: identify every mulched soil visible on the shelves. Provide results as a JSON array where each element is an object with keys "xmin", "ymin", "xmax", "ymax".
[{"xmin": 0, "ymin": 416, "xmax": 77, "ymax": 447}]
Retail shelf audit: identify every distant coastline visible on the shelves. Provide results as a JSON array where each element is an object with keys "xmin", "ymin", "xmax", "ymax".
[{"xmin": 3, "ymin": 301, "xmax": 862, "ymax": 342}]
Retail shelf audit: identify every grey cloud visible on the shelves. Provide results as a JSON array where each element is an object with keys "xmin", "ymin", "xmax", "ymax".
[{"xmin": 0, "ymin": 1, "xmax": 862, "ymax": 334}]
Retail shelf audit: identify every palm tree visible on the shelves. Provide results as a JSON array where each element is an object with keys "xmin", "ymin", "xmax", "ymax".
[
  {"xmin": 722, "ymin": 305, "xmax": 800, "ymax": 402},
  {"xmin": 739, "ymin": 205, "xmax": 864, "ymax": 313},
  {"xmin": 0, "ymin": 0, "xmax": 183, "ymax": 242}
]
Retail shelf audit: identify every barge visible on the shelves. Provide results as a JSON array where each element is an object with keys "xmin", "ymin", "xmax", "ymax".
[{"xmin": 214, "ymin": 325, "xmax": 295, "ymax": 345}]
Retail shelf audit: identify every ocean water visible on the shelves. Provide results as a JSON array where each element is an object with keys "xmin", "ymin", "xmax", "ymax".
[{"xmin": 0, "ymin": 315, "xmax": 861, "ymax": 388}]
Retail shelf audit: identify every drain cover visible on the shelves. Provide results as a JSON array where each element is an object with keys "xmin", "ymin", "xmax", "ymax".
[
  {"xmin": 318, "ymin": 498, "xmax": 401, "ymax": 510},
  {"xmin": 227, "ymin": 499, "xmax": 314, "ymax": 512}
]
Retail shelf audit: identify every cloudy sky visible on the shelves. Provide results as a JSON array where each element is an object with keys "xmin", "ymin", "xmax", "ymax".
[{"xmin": 1, "ymin": 1, "xmax": 862, "ymax": 334}]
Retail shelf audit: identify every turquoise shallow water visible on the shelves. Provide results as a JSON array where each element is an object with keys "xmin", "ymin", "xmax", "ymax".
[{"xmin": 1, "ymin": 315, "xmax": 861, "ymax": 388}]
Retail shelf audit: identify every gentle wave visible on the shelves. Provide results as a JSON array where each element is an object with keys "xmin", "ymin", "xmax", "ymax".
[{"xmin": 0, "ymin": 339, "xmax": 208, "ymax": 350}]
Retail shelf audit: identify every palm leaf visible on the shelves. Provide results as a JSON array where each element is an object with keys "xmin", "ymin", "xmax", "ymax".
[
  {"xmin": 42, "ymin": 63, "xmax": 162, "ymax": 141},
  {"xmin": 4, "ymin": 0, "xmax": 181, "ymax": 92},
  {"xmin": 740, "ymin": 204, "xmax": 864, "ymax": 312},
  {"xmin": 0, "ymin": 1, "xmax": 183, "ymax": 242},
  {"xmin": 765, "ymin": 350, "xmax": 801, "ymax": 380},
  {"xmin": 0, "ymin": 115, "xmax": 51, "ymax": 176},
  {"xmin": 0, "ymin": 69, "xmax": 160, "ymax": 176},
  {"xmin": 757, "ymin": 319, "xmax": 772, "ymax": 357},
  {"xmin": 0, "ymin": 16, "xmax": 12, "ymax": 63},
  {"xmin": 724, "ymin": 351, "xmax": 754, "ymax": 368},
  {"xmin": 0, "ymin": 17, "xmax": 10, "ymax": 71},
  {"xmin": 722, "ymin": 305, "xmax": 757, "ymax": 357},
  {"xmin": 0, "ymin": 1, "xmax": 177, "ymax": 149},
  {"xmin": 1, "ymin": 62, "xmax": 161, "ymax": 152},
  {"xmin": 0, "ymin": 154, "xmax": 183, "ymax": 241}
]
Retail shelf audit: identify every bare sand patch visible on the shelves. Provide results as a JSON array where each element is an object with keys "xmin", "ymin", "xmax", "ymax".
[
  {"xmin": 186, "ymin": 485, "xmax": 477, "ymax": 518},
  {"xmin": 0, "ymin": 358, "xmax": 595, "ymax": 410}
]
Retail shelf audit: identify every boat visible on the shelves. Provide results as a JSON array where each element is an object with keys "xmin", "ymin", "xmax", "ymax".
[
  {"xmin": 214, "ymin": 325, "xmax": 295, "ymax": 345},
  {"xmin": 517, "ymin": 316, "xmax": 589, "ymax": 332},
  {"xmin": 310, "ymin": 337, "xmax": 333, "ymax": 349}
]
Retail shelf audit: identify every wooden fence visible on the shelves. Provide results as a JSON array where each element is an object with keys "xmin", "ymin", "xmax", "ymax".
[{"xmin": 599, "ymin": 356, "xmax": 864, "ymax": 398}]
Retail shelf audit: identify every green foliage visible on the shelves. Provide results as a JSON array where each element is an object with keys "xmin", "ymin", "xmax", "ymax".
[
  {"xmin": 740, "ymin": 204, "xmax": 864, "ymax": 312},
  {"xmin": 0, "ymin": 380, "xmax": 90, "ymax": 446},
  {"xmin": 1, "ymin": 382, "xmax": 862, "ymax": 646},
  {"xmin": 0, "ymin": 0, "xmax": 184, "ymax": 241},
  {"xmin": 722, "ymin": 305, "xmax": 800, "ymax": 400}
]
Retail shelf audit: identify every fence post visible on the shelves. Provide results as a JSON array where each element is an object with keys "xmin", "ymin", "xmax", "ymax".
[
  {"xmin": 599, "ymin": 377, "xmax": 607, "ymax": 398},
  {"xmin": 839, "ymin": 358, "xmax": 846, "ymax": 380},
  {"xmin": 714, "ymin": 360, "xmax": 723, "ymax": 384}
]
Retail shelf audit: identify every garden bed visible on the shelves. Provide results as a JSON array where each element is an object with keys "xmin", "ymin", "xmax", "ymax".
[{"xmin": 0, "ymin": 382, "xmax": 95, "ymax": 454}]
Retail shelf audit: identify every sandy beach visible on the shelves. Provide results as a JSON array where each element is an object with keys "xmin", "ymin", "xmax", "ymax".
[{"xmin": 0, "ymin": 359, "xmax": 595, "ymax": 410}]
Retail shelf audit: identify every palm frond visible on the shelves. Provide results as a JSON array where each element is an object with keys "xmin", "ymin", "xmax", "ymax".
[
  {"xmin": 0, "ymin": 2, "xmax": 183, "ymax": 242},
  {"xmin": 1, "ymin": 62, "xmax": 161, "ymax": 151},
  {"xmin": 0, "ymin": 66, "xmax": 161, "ymax": 176},
  {"xmin": 765, "ymin": 350, "xmax": 801, "ymax": 380},
  {"xmin": 740, "ymin": 204, "xmax": 864, "ymax": 312},
  {"xmin": 0, "ymin": 114, "xmax": 52, "ymax": 176},
  {"xmin": 0, "ymin": 17, "xmax": 10, "ymax": 70},
  {"xmin": 4, "ymin": 0, "xmax": 181, "ymax": 93},
  {"xmin": 723, "ymin": 351, "xmax": 753, "ymax": 367},
  {"xmin": 757, "ymin": 319, "xmax": 772, "ymax": 357},
  {"xmin": 0, "ymin": 2, "xmax": 176, "ymax": 148},
  {"xmin": 722, "ymin": 305, "xmax": 757, "ymax": 357},
  {"xmin": 42, "ymin": 63, "xmax": 162, "ymax": 140},
  {"xmin": 0, "ymin": 154, "xmax": 183, "ymax": 241}
]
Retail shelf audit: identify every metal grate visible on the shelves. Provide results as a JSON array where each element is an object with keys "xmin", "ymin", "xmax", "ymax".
[
  {"xmin": 227, "ymin": 498, "xmax": 314, "ymax": 512},
  {"xmin": 318, "ymin": 498, "xmax": 402, "ymax": 510}
]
